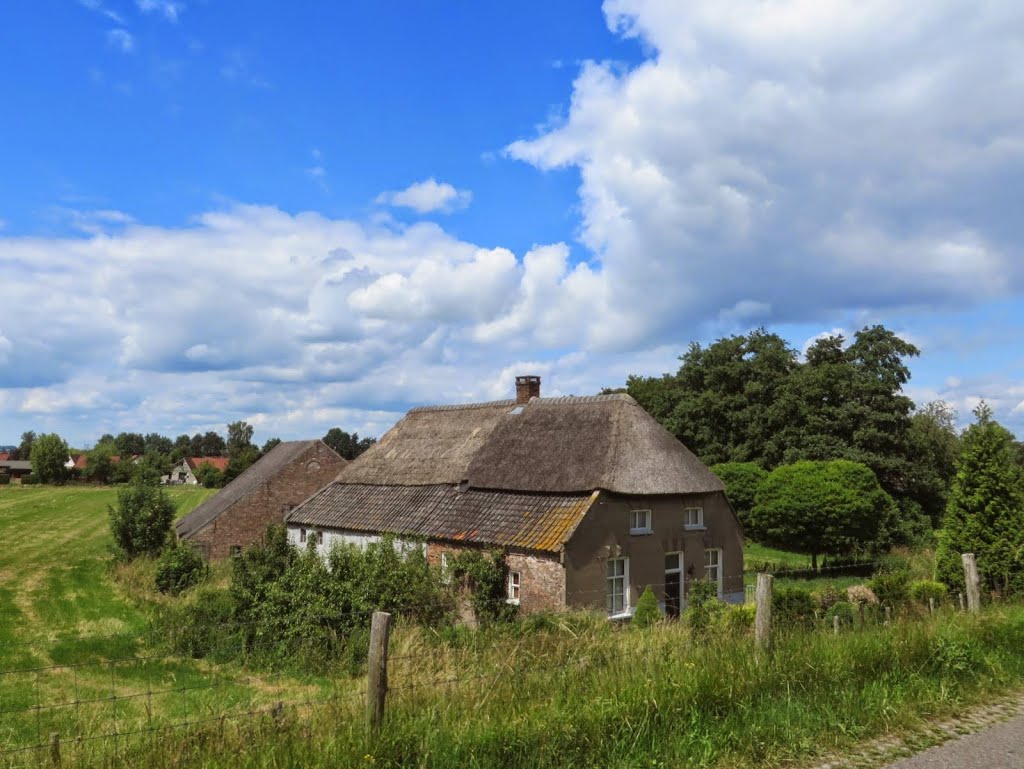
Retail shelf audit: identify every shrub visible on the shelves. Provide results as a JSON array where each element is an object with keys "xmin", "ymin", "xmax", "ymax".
[
  {"xmin": 814, "ymin": 583, "xmax": 843, "ymax": 612},
  {"xmin": 717, "ymin": 603, "xmax": 755, "ymax": 635},
  {"xmin": 632, "ymin": 586, "xmax": 661, "ymax": 628},
  {"xmin": 108, "ymin": 478, "xmax": 176, "ymax": 559},
  {"xmin": 0, "ymin": 474, "xmax": 10, "ymax": 486},
  {"xmin": 195, "ymin": 463, "xmax": 225, "ymax": 489},
  {"xmin": 155, "ymin": 540, "xmax": 207, "ymax": 595},
  {"xmin": 846, "ymin": 585, "xmax": 880, "ymax": 606},
  {"xmin": 824, "ymin": 601, "xmax": 855, "ymax": 627},
  {"xmin": 450, "ymin": 549, "xmax": 516, "ymax": 626},
  {"xmin": 869, "ymin": 570, "xmax": 911, "ymax": 608},
  {"xmin": 684, "ymin": 579, "xmax": 722, "ymax": 635},
  {"xmin": 161, "ymin": 587, "xmax": 238, "ymax": 660},
  {"xmin": 20, "ymin": 474, "xmax": 39, "ymax": 485},
  {"xmin": 910, "ymin": 580, "xmax": 948, "ymax": 607},
  {"xmin": 772, "ymin": 587, "xmax": 816, "ymax": 629}
]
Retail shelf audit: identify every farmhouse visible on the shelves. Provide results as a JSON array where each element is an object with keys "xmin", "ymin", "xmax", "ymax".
[
  {"xmin": 162, "ymin": 456, "xmax": 230, "ymax": 485},
  {"xmin": 0, "ymin": 460, "xmax": 33, "ymax": 481},
  {"xmin": 286, "ymin": 376, "xmax": 744, "ymax": 617},
  {"xmin": 175, "ymin": 440, "xmax": 345, "ymax": 559}
]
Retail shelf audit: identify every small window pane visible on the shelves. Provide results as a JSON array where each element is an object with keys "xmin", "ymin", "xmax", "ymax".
[{"xmin": 665, "ymin": 553, "xmax": 680, "ymax": 571}]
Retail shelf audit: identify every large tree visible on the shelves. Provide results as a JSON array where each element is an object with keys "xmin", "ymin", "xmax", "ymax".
[
  {"xmin": 12, "ymin": 430, "xmax": 36, "ymax": 461},
  {"xmin": 749, "ymin": 460, "xmax": 893, "ymax": 569},
  {"xmin": 30, "ymin": 433, "xmax": 70, "ymax": 484},
  {"xmin": 709, "ymin": 462, "xmax": 767, "ymax": 530},
  {"xmin": 935, "ymin": 403, "xmax": 1024, "ymax": 596},
  {"xmin": 323, "ymin": 428, "xmax": 376, "ymax": 460},
  {"xmin": 108, "ymin": 478, "xmax": 176, "ymax": 559},
  {"xmin": 144, "ymin": 432, "xmax": 173, "ymax": 456},
  {"xmin": 114, "ymin": 432, "xmax": 146, "ymax": 457},
  {"xmin": 84, "ymin": 441, "xmax": 118, "ymax": 484}
]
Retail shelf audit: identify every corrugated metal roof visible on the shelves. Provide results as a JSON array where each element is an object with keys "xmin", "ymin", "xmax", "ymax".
[{"xmin": 286, "ymin": 483, "xmax": 597, "ymax": 553}]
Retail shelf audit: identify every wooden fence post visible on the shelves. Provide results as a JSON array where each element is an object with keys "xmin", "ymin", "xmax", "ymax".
[
  {"xmin": 962, "ymin": 553, "xmax": 981, "ymax": 613},
  {"xmin": 367, "ymin": 611, "xmax": 392, "ymax": 733},
  {"xmin": 49, "ymin": 732, "xmax": 60, "ymax": 766},
  {"xmin": 928, "ymin": 597, "xmax": 935, "ymax": 615},
  {"xmin": 884, "ymin": 606, "xmax": 892, "ymax": 624},
  {"xmin": 958, "ymin": 592, "xmax": 965, "ymax": 612},
  {"xmin": 755, "ymin": 573, "xmax": 773, "ymax": 651},
  {"xmin": 833, "ymin": 615, "xmax": 840, "ymax": 635}
]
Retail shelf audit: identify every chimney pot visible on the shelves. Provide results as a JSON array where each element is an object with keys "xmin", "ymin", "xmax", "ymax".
[{"xmin": 515, "ymin": 375, "xmax": 541, "ymax": 404}]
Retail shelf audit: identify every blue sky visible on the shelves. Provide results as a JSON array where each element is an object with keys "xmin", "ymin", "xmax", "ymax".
[{"xmin": 1, "ymin": 0, "xmax": 1023, "ymax": 448}]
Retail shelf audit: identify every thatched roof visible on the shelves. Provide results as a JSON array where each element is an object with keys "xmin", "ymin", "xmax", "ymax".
[
  {"xmin": 335, "ymin": 393, "xmax": 722, "ymax": 496},
  {"xmin": 287, "ymin": 484, "xmax": 597, "ymax": 553},
  {"xmin": 176, "ymin": 440, "xmax": 342, "ymax": 539}
]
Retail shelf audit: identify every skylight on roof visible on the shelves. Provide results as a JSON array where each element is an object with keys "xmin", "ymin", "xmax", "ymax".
[{"xmin": 509, "ymin": 406, "xmax": 524, "ymax": 415}]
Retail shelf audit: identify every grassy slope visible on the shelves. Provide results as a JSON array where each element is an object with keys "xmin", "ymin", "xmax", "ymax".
[{"xmin": 0, "ymin": 485, "xmax": 332, "ymax": 756}]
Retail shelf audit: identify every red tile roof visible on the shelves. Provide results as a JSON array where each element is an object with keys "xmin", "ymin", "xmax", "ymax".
[
  {"xmin": 186, "ymin": 456, "xmax": 229, "ymax": 472},
  {"xmin": 0, "ymin": 453, "xmax": 9, "ymax": 462}
]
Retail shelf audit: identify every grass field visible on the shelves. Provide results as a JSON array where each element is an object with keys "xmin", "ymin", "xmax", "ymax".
[{"xmin": 0, "ymin": 484, "xmax": 345, "ymax": 761}]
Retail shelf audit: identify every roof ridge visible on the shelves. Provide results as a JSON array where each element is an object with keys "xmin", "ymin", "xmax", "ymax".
[{"xmin": 408, "ymin": 399, "xmax": 516, "ymax": 413}]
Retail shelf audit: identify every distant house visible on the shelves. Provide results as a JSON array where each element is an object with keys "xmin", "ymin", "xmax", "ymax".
[
  {"xmin": 175, "ymin": 440, "xmax": 346, "ymax": 559},
  {"xmin": 286, "ymin": 376, "xmax": 744, "ymax": 618},
  {"xmin": 0, "ymin": 460, "xmax": 33, "ymax": 481},
  {"xmin": 0, "ymin": 452, "xmax": 10, "ymax": 462},
  {"xmin": 162, "ymin": 457, "xmax": 230, "ymax": 485}
]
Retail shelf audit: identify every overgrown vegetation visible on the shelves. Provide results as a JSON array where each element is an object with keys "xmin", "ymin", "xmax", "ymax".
[
  {"xmin": 108, "ymin": 477, "xmax": 176, "ymax": 559},
  {"xmin": 154, "ymin": 539, "xmax": 207, "ymax": 595}
]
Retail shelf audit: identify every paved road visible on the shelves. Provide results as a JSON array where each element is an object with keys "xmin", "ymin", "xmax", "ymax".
[{"xmin": 883, "ymin": 712, "xmax": 1024, "ymax": 769}]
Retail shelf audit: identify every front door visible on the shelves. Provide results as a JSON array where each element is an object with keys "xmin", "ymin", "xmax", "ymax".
[{"xmin": 665, "ymin": 552, "xmax": 683, "ymax": 618}]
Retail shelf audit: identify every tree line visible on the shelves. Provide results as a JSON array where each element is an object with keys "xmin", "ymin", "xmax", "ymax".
[
  {"xmin": 612, "ymin": 325, "xmax": 1024, "ymax": 594},
  {"xmin": 3, "ymin": 424, "xmax": 376, "ymax": 487}
]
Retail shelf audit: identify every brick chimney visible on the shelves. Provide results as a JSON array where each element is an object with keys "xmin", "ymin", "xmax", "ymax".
[{"xmin": 515, "ymin": 375, "xmax": 541, "ymax": 404}]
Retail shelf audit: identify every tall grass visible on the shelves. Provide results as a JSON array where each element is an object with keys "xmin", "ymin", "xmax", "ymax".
[{"xmin": 15, "ymin": 605, "xmax": 1024, "ymax": 769}]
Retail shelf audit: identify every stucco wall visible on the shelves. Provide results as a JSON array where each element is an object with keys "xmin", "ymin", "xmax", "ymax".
[
  {"xmin": 564, "ymin": 490, "xmax": 744, "ymax": 615},
  {"xmin": 191, "ymin": 442, "xmax": 344, "ymax": 559}
]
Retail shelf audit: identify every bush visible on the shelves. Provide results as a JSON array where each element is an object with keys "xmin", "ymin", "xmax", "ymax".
[
  {"xmin": 685, "ymin": 579, "xmax": 722, "ymax": 635},
  {"xmin": 108, "ymin": 478, "xmax": 176, "ymax": 559},
  {"xmin": 824, "ymin": 601, "xmax": 855, "ymax": 628},
  {"xmin": 0, "ymin": 474, "xmax": 9, "ymax": 486},
  {"xmin": 450, "ymin": 549, "xmax": 516, "ymax": 626},
  {"xmin": 910, "ymin": 580, "xmax": 948, "ymax": 607},
  {"xmin": 772, "ymin": 587, "xmax": 816, "ymax": 629},
  {"xmin": 846, "ymin": 585, "xmax": 880, "ymax": 606},
  {"xmin": 155, "ymin": 540, "xmax": 207, "ymax": 595},
  {"xmin": 869, "ymin": 570, "xmax": 911, "ymax": 608},
  {"xmin": 160, "ymin": 587, "xmax": 238, "ymax": 660},
  {"xmin": 814, "ymin": 583, "xmax": 843, "ymax": 612},
  {"xmin": 716, "ymin": 603, "xmax": 755, "ymax": 635},
  {"xmin": 632, "ymin": 586, "xmax": 661, "ymax": 628},
  {"xmin": 20, "ymin": 474, "xmax": 39, "ymax": 485}
]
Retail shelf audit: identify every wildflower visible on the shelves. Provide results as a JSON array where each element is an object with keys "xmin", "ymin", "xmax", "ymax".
[{"xmin": 847, "ymin": 585, "xmax": 879, "ymax": 606}]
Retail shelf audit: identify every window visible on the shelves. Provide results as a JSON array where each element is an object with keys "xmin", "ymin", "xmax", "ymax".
[
  {"xmin": 684, "ymin": 507, "xmax": 704, "ymax": 529},
  {"xmin": 299, "ymin": 528, "xmax": 307, "ymax": 544},
  {"xmin": 315, "ymin": 530, "xmax": 324, "ymax": 546},
  {"xmin": 440, "ymin": 552, "xmax": 452, "ymax": 584},
  {"xmin": 607, "ymin": 557, "xmax": 629, "ymax": 616},
  {"xmin": 629, "ymin": 509, "xmax": 652, "ymax": 535},
  {"xmin": 229, "ymin": 545, "xmax": 242, "ymax": 558},
  {"xmin": 705, "ymin": 548, "xmax": 723, "ymax": 597},
  {"xmin": 507, "ymin": 571, "xmax": 521, "ymax": 604}
]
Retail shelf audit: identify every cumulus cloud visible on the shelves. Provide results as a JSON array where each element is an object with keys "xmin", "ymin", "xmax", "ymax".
[
  {"xmin": 376, "ymin": 178, "xmax": 472, "ymax": 214},
  {"xmin": 507, "ymin": 0, "xmax": 1024, "ymax": 346}
]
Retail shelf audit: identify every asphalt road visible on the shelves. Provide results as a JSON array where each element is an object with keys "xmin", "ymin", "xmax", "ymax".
[{"xmin": 883, "ymin": 712, "xmax": 1024, "ymax": 769}]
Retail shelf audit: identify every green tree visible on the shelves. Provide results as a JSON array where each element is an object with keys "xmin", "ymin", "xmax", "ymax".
[
  {"xmin": 224, "ymin": 445, "xmax": 259, "ymax": 484},
  {"xmin": 323, "ymin": 428, "xmax": 377, "ymax": 460},
  {"xmin": 144, "ymin": 432, "xmax": 173, "ymax": 456},
  {"xmin": 632, "ymin": 586, "xmax": 661, "ymax": 628},
  {"xmin": 108, "ymin": 477, "xmax": 176, "ymax": 559},
  {"xmin": 30, "ymin": 433, "xmax": 69, "ymax": 484},
  {"xmin": 261, "ymin": 437, "xmax": 282, "ymax": 455},
  {"xmin": 114, "ymin": 432, "xmax": 146, "ymax": 457},
  {"xmin": 710, "ymin": 462, "xmax": 767, "ymax": 529},
  {"xmin": 905, "ymin": 401, "xmax": 960, "ymax": 527},
  {"xmin": 13, "ymin": 430, "xmax": 36, "ymax": 461},
  {"xmin": 935, "ymin": 403, "xmax": 1024, "ymax": 596},
  {"xmin": 171, "ymin": 434, "xmax": 191, "ymax": 461},
  {"xmin": 749, "ymin": 460, "xmax": 893, "ymax": 569},
  {"xmin": 194, "ymin": 462, "xmax": 225, "ymax": 488},
  {"xmin": 226, "ymin": 421, "xmax": 254, "ymax": 458},
  {"xmin": 84, "ymin": 441, "xmax": 118, "ymax": 484}
]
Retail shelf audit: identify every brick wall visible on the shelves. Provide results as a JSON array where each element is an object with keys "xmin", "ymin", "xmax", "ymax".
[
  {"xmin": 190, "ymin": 442, "xmax": 345, "ymax": 560},
  {"xmin": 425, "ymin": 543, "xmax": 565, "ymax": 617}
]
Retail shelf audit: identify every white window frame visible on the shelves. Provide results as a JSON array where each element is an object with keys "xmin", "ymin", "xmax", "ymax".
[
  {"xmin": 629, "ymin": 509, "xmax": 652, "ymax": 535},
  {"xmin": 705, "ymin": 547, "xmax": 723, "ymax": 597},
  {"xmin": 507, "ymin": 571, "xmax": 521, "ymax": 604},
  {"xmin": 664, "ymin": 550, "xmax": 683, "ymax": 615},
  {"xmin": 684, "ymin": 506, "xmax": 705, "ymax": 530},
  {"xmin": 607, "ymin": 557, "xmax": 630, "ymax": 617},
  {"xmin": 299, "ymin": 528, "xmax": 307, "ymax": 544},
  {"xmin": 440, "ymin": 552, "xmax": 452, "ymax": 584},
  {"xmin": 315, "ymin": 530, "xmax": 324, "ymax": 546}
]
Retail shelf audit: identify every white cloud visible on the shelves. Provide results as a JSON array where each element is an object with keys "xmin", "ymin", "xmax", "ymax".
[
  {"xmin": 106, "ymin": 29, "xmax": 135, "ymax": 53},
  {"xmin": 376, "ymin": 178, "xmax": 472, "ymax": 214},
  {"xmin": 0, "ymin": 333, "xmax": 11, "ymax": 366},
  {"xmin": 136, "ymin": 0, "xmax": 184, "ymax": 22},
  {"xmin": 507, "ymin": 0, "xmax": 1024, "ymax": 346},
  {"xmin": 77, "ymin": 0, "xmax": 125, "ymax": 25}
]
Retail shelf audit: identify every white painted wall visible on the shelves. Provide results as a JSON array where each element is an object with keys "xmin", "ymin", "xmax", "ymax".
[{"xmin": 286, "ymin": 525, "xmax": 423, "ymax": 559}]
